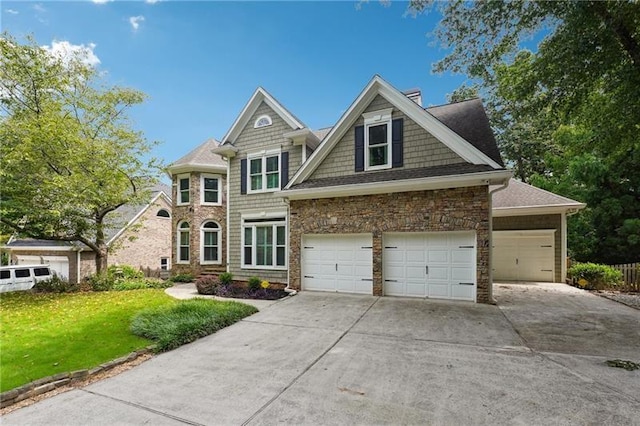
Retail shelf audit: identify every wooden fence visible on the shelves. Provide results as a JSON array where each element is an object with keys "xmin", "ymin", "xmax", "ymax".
[
  {"xmin": 140, "ymin": 266, "xmax": 170, "ymax": 280},
  {"xmin": 610, "ymin": 263, "xmax": 639, "ymax": 291}
]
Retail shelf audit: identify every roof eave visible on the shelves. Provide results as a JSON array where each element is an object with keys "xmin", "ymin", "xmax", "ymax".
[
  {"xmin": 278, "ymin": 170, "xmax": 512, "ymax": 201},
  {"xmin": 167, "ymin": 163, "xmax": 227, "ymax": 175},
  {"xmin": 492, "ymin": 203, "xmax": 586, "ymax": 217}
]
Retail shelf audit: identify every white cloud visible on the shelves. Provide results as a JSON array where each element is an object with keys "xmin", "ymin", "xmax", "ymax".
[
  {"xmin": 129, "ymin": 15, "xmax": 145, "ymax": 32},
  {"xmin": 145, "ymin": 0, "xmax": 161, "ymax": 4},
  {"xmin": 91, "ymin": 0, "xmax": 112, "ymax": 4},
  {"xmin": 5, "ymin": 9, "xmax": 19, "ymax": 14},
  {"xmin": 32, "ymin": 3, "xmax": 46, "ymax": 13},
  {"xmin": 42, "ymin": 40, "xmax": 101, "ymax": 68}
]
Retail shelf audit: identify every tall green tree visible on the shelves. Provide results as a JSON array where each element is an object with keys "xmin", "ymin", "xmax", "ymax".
[
  {"xmin": 409, "ymin": 1, "xmax": 640, "ymax": 264},
  {"xmin": 0, "ymin": 34, "xmax": 163, "ymax": 273}
]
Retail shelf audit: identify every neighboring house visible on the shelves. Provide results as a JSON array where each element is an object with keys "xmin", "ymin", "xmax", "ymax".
[
  {"xmin": 4, "ymin": 185, "xmax": 172, "ymax": 283},
  {"xmin": 175, "ymin": 75, "xmax": 584, "ymax": 304},
  {"xmin": 167, "ymin": 138, "xmax": 227, "ymax": 277}
]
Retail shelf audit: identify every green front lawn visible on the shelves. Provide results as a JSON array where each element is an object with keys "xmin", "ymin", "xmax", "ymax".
[{"xmin": 0, "ymin": 290, "xmax": 176, "ymax": 392}]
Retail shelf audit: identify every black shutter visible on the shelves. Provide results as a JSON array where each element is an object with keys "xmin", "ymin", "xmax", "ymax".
[
  {"xmin": 392, "ymin": 118, "xmax": 403, "ymax": 168},
  {"xmin": 281, "ymin": 151, "xmax": 289, "ymax": 189},
  {"xmin": 240, "ymin": 159, "xmax": 247, "ymax": 194},
  {"xmin": 355, "ymin": 125, "xmax": 365, "ymax": 172}
]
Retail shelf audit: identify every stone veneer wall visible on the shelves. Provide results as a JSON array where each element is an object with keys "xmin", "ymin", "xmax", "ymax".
[
  {"xmin": 289, "ymin": 185, "xmax": 492, "ymax": 303},
  {"xmin": 493, "ymin": 214, "xmax": 562, "ymax": 282},
  {"xmin": 172, "ymin": 172, "xmax": 227, "ymax": 277}
]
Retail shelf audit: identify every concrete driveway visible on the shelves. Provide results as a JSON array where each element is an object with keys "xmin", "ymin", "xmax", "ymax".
[{"xmin": 3, "ymin": 283, "xmax": 640, "ymax": 425}]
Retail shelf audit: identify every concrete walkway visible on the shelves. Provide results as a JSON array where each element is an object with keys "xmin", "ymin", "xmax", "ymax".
[{"xmin": 3, "ymin": 284, "xmax": 640, "ymax": 425}]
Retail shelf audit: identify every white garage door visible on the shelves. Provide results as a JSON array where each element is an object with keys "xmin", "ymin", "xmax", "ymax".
[
  {"xmin": 383, "ymin": 232, "xmax": 476, "ymax": 301},
  {"xmin": 301, "ymin": 234, "xmax": 373, "ymax": 294},
  {"xmin": 493, "ymin": 231, "xmax": 554, "ymax": 282},
  {"xmin": 17, "ymin": 255, "xmax": 70, "ymax": 280}
]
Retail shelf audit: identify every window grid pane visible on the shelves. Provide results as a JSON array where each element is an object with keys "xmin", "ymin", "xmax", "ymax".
[
  {"xmin": 369, "ymin": 146, "xmax": 388, "ymax": 167},
  {"xmin": 368, "ymin": 124, "xmax": 387, "ymax": 146}
]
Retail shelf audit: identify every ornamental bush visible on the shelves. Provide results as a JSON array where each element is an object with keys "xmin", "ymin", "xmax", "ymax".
[
  {"xmin": 568, "ymin": 262, "xmax": 623, "ymax": 290},
  {"xmin": 33, "ymin": 275, "xmax": 79, "ymax": 293},
  {"xmin": 195, "ymin": 276, "xmax": 219, "ymax": 295},
  {"xmin": 171, "ymin": 273, "xmax": 195, "ymax": 283},
  {"xmin": 247, "ymin": 276, "xmax": 261, "ymax": 291},
  {"xmin": 219, "ymin": 272, "xmax": 233, "ymax": 286}
]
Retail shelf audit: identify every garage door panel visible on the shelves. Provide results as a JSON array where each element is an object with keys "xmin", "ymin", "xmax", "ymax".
[
  {"xmin": 302, "ymin": 234, "xmax": 372, "ymax": 294},
  {"xmin": 451, "ymin": 284, "xmax": 475, "ymax": 300},
  {"xmin": 384, "ymin": 232, "xmax": 476, "ymax": 302},
  {"xmin": 493, "ymin": 232, "xmax": 554, "ymax": 282}
]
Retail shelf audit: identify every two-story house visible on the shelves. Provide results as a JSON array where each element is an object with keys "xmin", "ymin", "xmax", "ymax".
[{"xmin": 170, "ymin": 75, "xmax": 584, "ymax": 303}]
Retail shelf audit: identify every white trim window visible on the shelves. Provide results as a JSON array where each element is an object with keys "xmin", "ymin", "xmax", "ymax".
[
  {"xmin": 160, "ymin": 257, "xmax": 170, "ymax": 271},
  {"xmin": 200, "ymin": 221, "xmax": 221, "ymax": 264},
  {"xmin": 254, "ymin": 114, "xmax": 272, "ymax": 128},
  {"xmin": 177, "ymin": 221, "xmax": 190, "ymax": 263},
  {"xmin": 200, "ymin": 174, "xmax": 221, "ymax": 205},
  {"xmin": 248, "ymin": 152, "xmax": 280, "ymax": 193},
  {"xmin": 177, "ymin": 174, "xmax": 190, "ymax": 205},
  {"xmin": 242, "ymin": 218, "xmax": 286, "ymax": 269},
  {"xmin": 363, "ymin": 108, "xmax": 393, "ymax": 171}
]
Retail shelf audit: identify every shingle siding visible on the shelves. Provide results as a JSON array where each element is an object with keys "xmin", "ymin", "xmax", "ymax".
[
  {"xmin": 493, "ymin": 214, "xmax": 562, "ymax": 282},
  {"xmin": 227, "ymin": 101, "xmax": 303, "ymax": 283},
  {"xmin": 309, "ymin": 95, "xmax": 466, "ymax": 180}
]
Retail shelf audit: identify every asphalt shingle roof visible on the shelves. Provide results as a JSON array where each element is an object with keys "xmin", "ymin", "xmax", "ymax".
[
  {"xmin": 289, "ymin": 163, "xmax": 496, "ymax": 190},
  {"xmin": 170, "ymin": 138, "xmax": 226, "ymax": 169},
  {"xmin": 426, "ymin": 99, "xmax": 504, "ymax": 167},
  {"xmin": 492, "ymin": 179, "xmax": 584, "ymax": 209}
]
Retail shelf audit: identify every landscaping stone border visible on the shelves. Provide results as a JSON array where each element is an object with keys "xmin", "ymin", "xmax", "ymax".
[{"xmin": 0, "ymin": 347, "xmax": 153, "ymax": 409}]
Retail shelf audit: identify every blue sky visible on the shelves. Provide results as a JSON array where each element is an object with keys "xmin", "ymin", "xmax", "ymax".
[{"xmin": 2, "ymin": 1, "xmax": 470, "ymax": 167}]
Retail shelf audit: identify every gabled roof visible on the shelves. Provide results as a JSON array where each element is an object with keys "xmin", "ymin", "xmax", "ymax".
[
  {"xmin": 168, "ymin": 138, "xmax": 226, "ymax": 174},
  {"xmin": 5, "ymin": 184, "xmax": 172, "ymax": 251},
  {"xmin": 427, "ymin": 99, "xmax": 504, "ymax": 167},
  {"xmin": 492, "ymin": 179, "xmax": 585, "ymax": 216},
  {"xmin": 286, "ymin": 75, "xmax": 503, "ymax": 188},
  {"xmin": 220, "ymin": 87, "xmax": 305, "ymax": 146}
]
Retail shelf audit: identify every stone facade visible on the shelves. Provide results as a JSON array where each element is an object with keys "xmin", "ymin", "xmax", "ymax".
[
  {"xmin": 109, "ymin": 195, "xmax": 172, "ymax": 272},
  {"xmin": 493, "ymin": 214, "xmax": 562, "ymax": 282},
  {"xmin": 289, "ymin": 185, "xmax": 492, "ymax": 303},
  {"xmin": 171, "ymin": 171, "xmax": 227, "ymax": 276}
]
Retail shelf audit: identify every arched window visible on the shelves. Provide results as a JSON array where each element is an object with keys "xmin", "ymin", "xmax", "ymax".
[
  {"xmin": 157, "ymin": 209, "xmax": 170, "ymax": 218},
  {"xmin": 200, "ymin": 221, "xmax": 221, "ymax": 264},
  {"xmin": 254, "ymin": 114, "xmax": 272, "ymax": 128},
  {"xmin": 177, "ymin": 221, "xmax": 190, "ymax": 263}
]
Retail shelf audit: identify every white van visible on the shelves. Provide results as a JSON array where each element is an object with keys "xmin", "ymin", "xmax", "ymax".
[{"xmin": 0, "ymin": 264, "xmax": 53, "ymax": 293}]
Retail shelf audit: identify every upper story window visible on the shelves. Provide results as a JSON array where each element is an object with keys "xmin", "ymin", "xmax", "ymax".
[
  {"xmin": 177, "ymin": 174, "xmax": 190, "ymax": 205},
  {"xmin": 200, "ymin": 174, "xmax": 221, "ymax": 205},
  {"xmin": 157, "ymin": 209, "xmax": 170, "ymax": 218},
  {"xmin": 363, "ymin": 108, "xmax": 393, "ymax": 171},
  {"xmin": 254, "ymin": 115, "xmax": 272, "ymax": 128},
  {"xmin": 248, "ymin": 153, "xmax": 280, "ymax": 193}
]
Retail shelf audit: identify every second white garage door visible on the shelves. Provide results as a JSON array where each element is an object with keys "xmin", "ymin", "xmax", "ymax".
[
  {"xmin": 383, "ymin": 232, "xmax": 476, "ymax": 301},
  {"xmin": 301, "ymin": 234, "xmax": 373, "ymax": 294},
  {"xmin": 493, "ymin": 231, "xmax": 555, "ymax": 282}
]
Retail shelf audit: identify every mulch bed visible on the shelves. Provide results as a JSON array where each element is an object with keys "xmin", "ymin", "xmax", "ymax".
[{"xmin": 216, "ymin": 284, "xmax": 289, "ymax": 300}]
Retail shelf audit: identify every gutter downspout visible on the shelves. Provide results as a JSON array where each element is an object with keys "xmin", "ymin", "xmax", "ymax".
[
  {"xmin": 226, "ymin": 158, "xmax": 231, "ymax": 274},
  {"xmin": 488, "ymin": 178, "xmax": 510, "ymax": 304}
]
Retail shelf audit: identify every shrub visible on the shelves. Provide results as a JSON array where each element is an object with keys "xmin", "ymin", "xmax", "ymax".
[
  {"xmin": 568, "ymin": 262, "xmax": 623, "ymax": 290},
  {"xmin": 107, "ymin": 265, "xmax": 143, "ymax": 280},
  {"xmin": 33, "ymin": 275, "xmax": 79, "ymax": 293},
  {"xmin": 247, "ymin": 276, "xmax": 261, "ymax": 291},
  {"xmin": 130, "ymin": 299, "xmax": 258, "ymax": 352},
  {"xmin": 112, "ymin": 278, "xmax": 172, "ymax": 291},
  {"xmin": 195, "ymin": 276, "xmax": 219, "ymax": 295},
  {"xmin": 171, "ymin": 273, "xmax": 195, "ymax": 283},
  {"xmin": 219, "ymin": 272, "xmax": 233, "ymax": 286},
  {"xmin": 85, "ymin": 273, "xmax": 115, "ymax": 292}
]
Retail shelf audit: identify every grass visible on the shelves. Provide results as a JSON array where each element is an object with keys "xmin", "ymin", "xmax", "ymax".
[
  {"xmin": 0, "ymin": 290, "xmax": 176, "ymax": 392},
  {"xmin": 131, "ymin": 298, "xmax": 258, "ymax": 352}
]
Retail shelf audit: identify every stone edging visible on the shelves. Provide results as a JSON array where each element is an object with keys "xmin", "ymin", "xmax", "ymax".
[{"xmin": 0, "ymin": 347, "xmax": 153, "ymax": 409}]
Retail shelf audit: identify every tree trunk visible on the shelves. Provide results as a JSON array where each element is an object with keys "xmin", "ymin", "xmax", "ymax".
[{"xmin": 95, "ymin": 246, "xmax": 108, "ymax": 275}]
